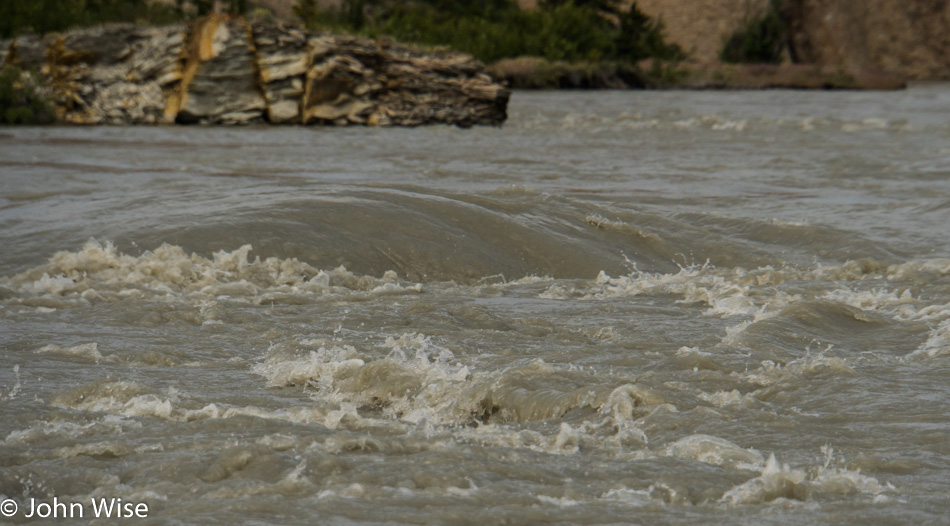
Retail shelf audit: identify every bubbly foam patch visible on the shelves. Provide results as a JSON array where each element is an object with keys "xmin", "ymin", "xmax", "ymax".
[
  {"xmin": 257, "ymin": 337, "xmax": 475, "ymax": 429},
  {"xmin": 4, "ymin": 239, "xmax": 422, "ymax": 304},
  {"xmin": 737, "ymin": 352, "xmax": 854, "ymax": 389},
  {"xmin": 36, "ymin": 343, "xmax": 104, "ymax": 363},
  {"xmin": 720, "ymin": 447, "xmax": 889, "ymax": 506},
  {"xmin": 5, "ymin": 415, "xmax": 135, "ymax": 445},
  {"xmin": 254, "ymin": 334, "xmax": 478, "ymax": 426},
  {"xmin": 544, "ymin": 263, "xmax": 801, "ymax": 319},
  {"xmin": 906, "ymin": 319, "xmax": 950, "ymax": 359},
  {"xmin": 541, "ymin": 258, "xmax": 950, "ymax": 356},
  {"xmin": 664, "ymin": 434, "xmax": 764, "ymax": 469},
  {"xmin": 720, "ymin": 454, "xmax": 809, "ymax": 505},
  {"xmin": 52, "ymin": 381, "xmax": 176, "ymax": 419},
  {"xmin": 45, "ymin": 379, "xmax": 350, "ymax": 428},
  {"xmin": 250, "ymin": 332, "xmax": 671, "ymax": 456}
]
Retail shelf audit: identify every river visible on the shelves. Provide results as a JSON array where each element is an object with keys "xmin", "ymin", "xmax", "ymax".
[{"xmin": 1, "ymin": 87, "xmax": 949, "ymax": 524}]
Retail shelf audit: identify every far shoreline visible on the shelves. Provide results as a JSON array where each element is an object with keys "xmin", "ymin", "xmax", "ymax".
[{"xmin": 488, "ymin": 57, "xmax": 907, "ymax": 92}]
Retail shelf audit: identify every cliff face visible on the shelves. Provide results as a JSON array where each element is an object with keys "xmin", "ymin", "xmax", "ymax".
[
  {"xmin": 1, "ymin": 16, "xmax": 510, "ymax": 126},
  {"xmin": 784, "ymin": 0, "xmax": 950, "ymax": 80},
  {"xmin": 635, "ymin": 0, "xmax": 950, "ymax": 80},
  {"xmin": 633, "ymin": 0, "xmax": 770, "ymax": 64}
]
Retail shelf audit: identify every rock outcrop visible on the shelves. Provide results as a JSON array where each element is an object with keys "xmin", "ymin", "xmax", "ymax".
[
  {"xmin": 632, "ymin": 0, "xmax": 950, "ymax": 81},
  {"xmin": 633, "ymin": 0, "xmax": 771, "ymax": 65},
  {"xmin": 253, "ymin": 24, "xmax": 309, "ymax": 124},
  {"xmin": 7, "ymin": 26, "xmax": 186, "ymax": 124},
  {"xmin": 256, "ymin": 24, "xmax": 511, "ymax": 127},
  {"xmin": 783, "ymin": 0, "xmax": 950, "ymax": 81},
  {"xmin": 1, "ymin": 16, "xmax": 510, "ymax": 126},
  {"xmin": 173, "ymin": 15, "xmax": 268, "ymax": 124}
]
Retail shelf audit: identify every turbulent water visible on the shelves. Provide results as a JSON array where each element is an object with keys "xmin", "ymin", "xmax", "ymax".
[{"xmin": 1, "ymin": 87, "xmax": 950, "ymax": 525}]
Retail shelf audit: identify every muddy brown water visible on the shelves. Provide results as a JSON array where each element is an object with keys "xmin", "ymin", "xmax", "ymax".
[{"xmin": 1, "ymin": 87, "xmax": 949, "ymax": 524}]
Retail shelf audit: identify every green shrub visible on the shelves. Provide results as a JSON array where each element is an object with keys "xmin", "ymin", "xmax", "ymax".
[
  {"xmin": 296, "ymin": 0, "xmax": 682, "ymax": 65},
  {"xmin": 614, "ymin": 4, "xmax": 683, "ymax": 62},
  {"xmin": 0, "ymin": 65, "xmax": 55, "ymax": 124},
  {"xmin": 0, "ymin": 0, "xmax": 184, "ymax": 38},
  {"xmin": 720, "ymin": 0, "xmax": 785, "ymax": 64}
]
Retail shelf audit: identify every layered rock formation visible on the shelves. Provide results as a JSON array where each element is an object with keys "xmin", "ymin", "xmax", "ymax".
[
  {"xmin": 253, "ymin": 24, "xmax": 309, "ymax": 124},
  {"xmin": 173, "ymin": 15, "xmax": 268, "ymax": 124},
  {"xmin": 256, "ymin": 25, "xmax": 510, "ymax": 126},
  {"xmin": 0, "ymin": 16, "xmax": 509, "ymax": 126}
]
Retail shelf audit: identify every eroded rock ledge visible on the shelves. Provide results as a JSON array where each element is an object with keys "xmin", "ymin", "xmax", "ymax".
[{"xmin": 1, "ymin": 15, "xmax": 510, "ymax": 127}]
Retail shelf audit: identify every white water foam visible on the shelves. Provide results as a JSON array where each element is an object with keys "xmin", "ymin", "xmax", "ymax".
[
  {"xmin": 4, "ymin": 239, "xmax": 422, "ymax": 305},
  {"xmin": 539, "ymin": 258, "xmax": 950, "ymax": 356},
  {"xmin": 720, "ymin": 447, "xmax": 889, "ymax": 506},
  {"xmin": 36, "ymin": 343, "xmax": 105, "ymax": 363}
]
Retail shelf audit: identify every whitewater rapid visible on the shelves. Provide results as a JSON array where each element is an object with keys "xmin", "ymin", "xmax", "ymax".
[{"xmin": 1, "ymin": 87, "xmax": 949, "ymax": 524}]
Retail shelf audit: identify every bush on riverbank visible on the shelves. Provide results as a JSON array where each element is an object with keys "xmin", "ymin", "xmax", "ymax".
[
  {"xmin": 720, "ymin": 0, "xmax": 786, "ymax": 64},
  {"xmin": 0, "ymin": 65, "xmax": 54, "ymax": 124},
  {"xmin": 296, "ymin": 0, "xmax": 683, "ymax": 65}
]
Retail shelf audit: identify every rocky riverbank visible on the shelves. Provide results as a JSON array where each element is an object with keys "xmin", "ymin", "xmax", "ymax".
[{"xmin": 0, "ymin": 14, "xmax": 510, "ymax": 126}]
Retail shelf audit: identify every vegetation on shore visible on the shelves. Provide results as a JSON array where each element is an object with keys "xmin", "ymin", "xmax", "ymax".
[
  {"xmin": 2, "ymin": 0, "xmax": 175, "ymax": 38},
  {"xmin": 0, "ymin": 0, "xmax": 255, "ymax": 38},
  {"xmin": 295, "ymin": 0, "xmax": 683, "ymax": 66},
  {"xmin": 0, "ymin": 65, "xmax": 54, "ymax": 124},
  {"xmin": 1, "ymin": 0, "xmax": 683, "ymax": 68},
  {"xmin": 2, "ymin": 0, "xmax": 685, "ymax": 89},
  {"xmin": 720, "ymin": 0, "xmax": 786, "ymax": 64},
  {"xmin": 2, "ymin": 0, "xmax": 898, "ymax": 95}
]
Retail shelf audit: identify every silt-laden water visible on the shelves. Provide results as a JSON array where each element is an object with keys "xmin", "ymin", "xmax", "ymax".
[{"xmin": 1, "ymin": 87, "xmax": 949, "ymax": 524}]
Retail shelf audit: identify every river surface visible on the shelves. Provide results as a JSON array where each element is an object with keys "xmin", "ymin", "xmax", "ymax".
[{"xmin": 1, "ymin": 87, "xmax": 949, "ymax": 525}]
